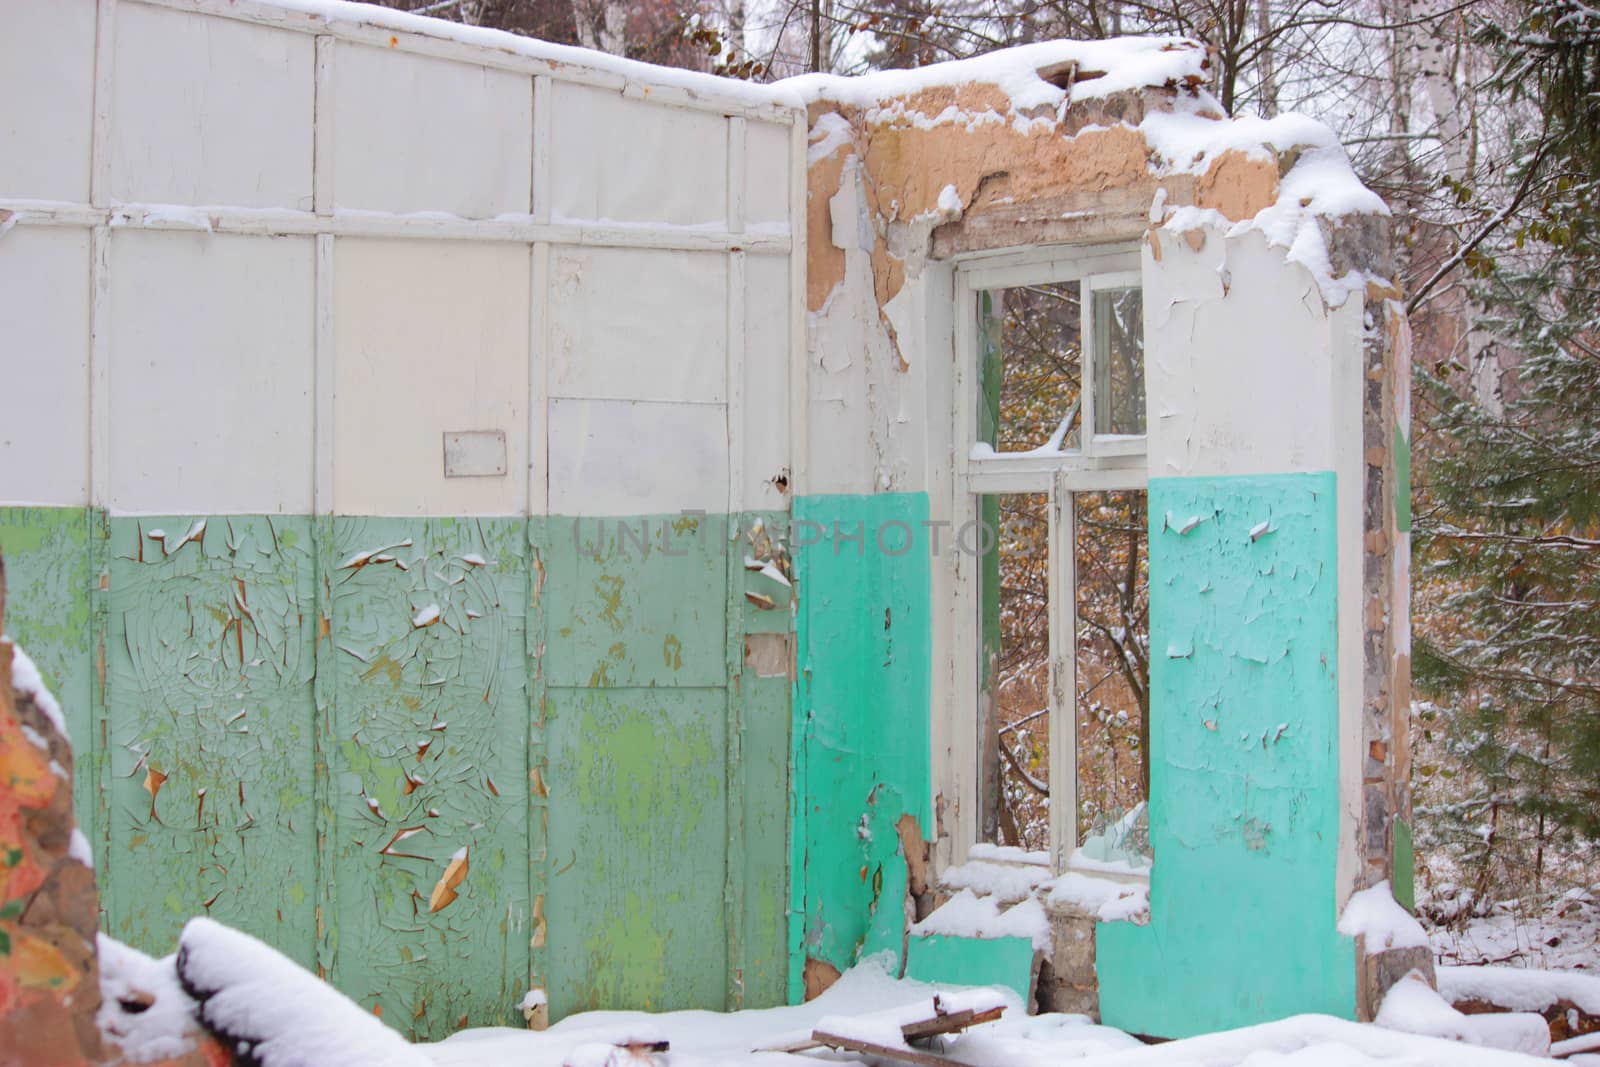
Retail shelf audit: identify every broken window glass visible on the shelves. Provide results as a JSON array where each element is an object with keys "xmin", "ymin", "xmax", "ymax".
[
  {"xmin": 978, "ymin": 491, "xmax": 1051, "ymax": 850},
  {"xmin": 976, "ymin": 283, "xmax": 1083, "ymax": 455},
  {"xmin": 1091, "ymin": 287, "xmax": 1145, "ymax": 437},
  {"xmin": 1073, "ymin": 489, "xmax": 1151, "ymax": 870}
]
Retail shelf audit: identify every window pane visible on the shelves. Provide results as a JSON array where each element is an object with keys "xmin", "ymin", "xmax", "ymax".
[
  {"xmin": 978, "ymin": 492, "xmax": 1051, "ymax": 850},
  {"xmin": 1074, "ymin": 489, "xmax": 1151, "ymax": 869},
  {"xmin": 1092, "ymin": 286, "xmax": 1145, "ymax": 436},
  {"xmin": 977, "ymin": 282, "xmax": 1082, "ymax": 454}
]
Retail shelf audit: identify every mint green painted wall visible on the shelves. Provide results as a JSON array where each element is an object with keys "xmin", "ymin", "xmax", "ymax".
[
  {"xmin": 1097, "ymin": 474, "xmax": 1356, "ymax": 1037},
  {"xmin": 905, "ymin": 934, "xmax": 1035, "ymax": 1001},
  {"xmin": 327, "ymin": 517, "xmax": 531, "ymax": 1032},
  {"xmin": 791, "ymin": 493, "xmax": 932, "ymax": 998},
  {"xmin": 0, "ymin": 506, "xmax": 791, "ymax": 1034},
  {"xmin": 103, "ymin": 515, "xmax": 319, "ymax": 969}
]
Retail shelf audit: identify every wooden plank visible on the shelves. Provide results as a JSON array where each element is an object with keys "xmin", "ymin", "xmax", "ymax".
[
  {"xmin": 809, "ymin": 1032, "xmax": 960, "ymax": 1067},
  {"xmin": 755, "ymin": 997, "xmax": 1005, "ymax": 1055},
  {"xmin": 900, "ymin": 1005, "xmax": 1005, "ymax": 1040}
]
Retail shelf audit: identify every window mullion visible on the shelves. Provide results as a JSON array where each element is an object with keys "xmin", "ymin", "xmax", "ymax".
[{"xmin": 1048, "ymin": 470, "xmax": 1078, "ymax": 873}]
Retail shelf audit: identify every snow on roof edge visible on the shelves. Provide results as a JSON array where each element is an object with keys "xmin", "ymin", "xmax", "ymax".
[{"xmin": 245, "ymin": 1, "xmax": 1211, "ymax": 114}]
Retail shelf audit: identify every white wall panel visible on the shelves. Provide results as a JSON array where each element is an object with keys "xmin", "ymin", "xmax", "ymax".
[
  {"xmin": 0, "ymin": 0, "xmax": 96, "ymax": 203},
  {"xmin": 549, "ymin": 248, "xmax": 726, "ymax": 403},
  {"xmin": 112, "ymin": 5, "xmax": 314, "ymax": 209},
  {"xmin": 334, "ymin": 239, "xmax": 529, "ymax": 516},
  {"xmin": 1144, "ymin": 228, "xmax": 1346, "ymax": 479},
  {"xmin": 742, "ymin": 255, "xmax": 789, "ymax": 509},
  {"xmin": 745, "ymin": 121, "xmax": 791, "ymax": 228},
  {"xmin": 333, "ymin": 44, "xmax": 532, "ymax": 219},
  {"xmin": 0, "ymin": 229, "xmax": 91, "ymax": 506},
  {"xmin": 547, "ymin": 399, "xmax": 727, "ymax": 516},
  {"xmin": 108, "ymin": 232, "xmax": 314, "ymax": 514},
  {"xmin": 550, "ymin": 83, "xmax": 727, "ymax": 226}
]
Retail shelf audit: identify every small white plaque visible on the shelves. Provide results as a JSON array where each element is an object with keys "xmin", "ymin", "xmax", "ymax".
[{"xmin": 442, "ymin": 430, "xmax": 507, "ymax": 478}]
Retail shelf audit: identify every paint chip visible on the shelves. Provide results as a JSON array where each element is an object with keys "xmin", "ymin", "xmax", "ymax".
[{"xmin": 429, "ymin": 848, "xmax": 469, "ymax": 912}]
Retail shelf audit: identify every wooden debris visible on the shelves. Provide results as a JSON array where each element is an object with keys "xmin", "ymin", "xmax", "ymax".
[
  {"xmin": 807, "ymin": 1033, "xmax": 960, "ymax": 1067},
  {"xmin": 756, "ymin": 992, "xmax": 1004, "ymax": 1060}
]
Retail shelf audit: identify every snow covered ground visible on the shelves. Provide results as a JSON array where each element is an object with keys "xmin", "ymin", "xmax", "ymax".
[
  {"xmin": 92, "ymin": 910, "xmax": 1585, "ymax": 1067},
  {"xmin": 1428, "ymin": 886, "xmax": 1600, "ymax": 973},
  {"xmin": 423, "ymin": 955, "xmax": 1551, "ymax": 1067}
]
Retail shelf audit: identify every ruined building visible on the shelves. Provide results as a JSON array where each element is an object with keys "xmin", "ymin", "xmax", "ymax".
[{"xmin": 0, "ymin": 0, "xmax": 1411, "ymax": 1043}]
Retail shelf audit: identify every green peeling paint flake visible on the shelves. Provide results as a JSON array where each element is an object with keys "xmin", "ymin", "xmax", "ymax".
[
  {"xmin": 905, "ymin": 934, "xmax": 1036, "ymax": 1002},
  {"xmin": 1097, "ymin": 474, "xmax": 1357, "ymax": 1037},
  {"xmin": 104, "ymin": 515, "xmax": 318, "ymax": 967},
  {"xmin": 1, "ymin": 506, "xmax": 793, "ymax": 1029},
  {"xmin": 545, "ymin": 687, "xmax": 728, "ymax": 1018},
  {"xmin": 791, "ymin": 493, "xmax": 932, "ymax": 997},
  {"xmin": 329, "ymin": 517, "xmax": 530, "ymax": 1039},
  {"xmin": 1392, "ymin": 817, "xmax": 1415, "ymax": 912},
  {"xmin": 1394, "ymin": 427, "xmax": 1411, "ymax": 533}
]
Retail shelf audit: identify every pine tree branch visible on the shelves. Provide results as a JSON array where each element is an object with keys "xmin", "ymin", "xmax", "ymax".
[{"xmin": 1407, "ymin": 137, "xmax": 1554, "ymax": 313}]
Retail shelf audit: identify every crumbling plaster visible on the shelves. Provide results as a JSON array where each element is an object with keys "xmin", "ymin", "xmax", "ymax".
[{"xmin": 796, "ymin": 47, "xmax": 1411, "ymax": 1022}]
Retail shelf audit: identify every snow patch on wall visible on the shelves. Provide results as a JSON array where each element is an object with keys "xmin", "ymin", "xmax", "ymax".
[
  {"xmin": 6, "ymin": 641, "xmax": 69, "ymax": 742},
  {"xmin": 909, "ymin": 889, "xmax": 1052, "ymax": 952},
  {"xmin": 1338, "ymin": 880, "xmax": 1428, "ymax": 951}
]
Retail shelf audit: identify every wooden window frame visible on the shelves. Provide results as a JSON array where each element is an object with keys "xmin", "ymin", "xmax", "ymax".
[{"xmin": 950, "ymin": 243, "xmax": 1148, "ymax": 874}]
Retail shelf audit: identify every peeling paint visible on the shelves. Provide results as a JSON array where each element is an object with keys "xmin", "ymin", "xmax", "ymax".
[
  {"xmin": 791, "ymin": 494, "xmax": 931, "ymax": 996},
  {"xmin": 1097, "ymin": 475, "xmax": 1357, "ymax": 1036}
]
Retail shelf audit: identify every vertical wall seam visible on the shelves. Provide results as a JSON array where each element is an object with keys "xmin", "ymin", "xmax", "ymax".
[
  {"xmin": 89, "ymin": 0, "xmax": 117, "ymax": 211},
  {"xmin": 531, "ymin": 74, "xmax": 552, "ymax": 227},
  {"xmin": 310, "ymin": 34, "xmax": 338, "ymax": 982},
  {"xmin": 724, "ymin": 113, "xmax": 748, "ymax": 1009},
  {"xmin": 311, "ymin": 515, "xmax": 335, "ymax": 980},
  {"xmin": 88, "ymin": 507, "xmax": 110, "ymax": 890},
  {"xmin": 528, "ymin": 70, "xmax": 553, "ymax": 1001},
  {"xmin": 786, "ymin": 112, "xmax": 808, "ymax": 499},
  {"xmin": 84, "ymin": 0, "xmax": 118, "ymax": 902},
  {"xmin": 313, "ymin": 35, "xmax": 334, "ymax": 217},
  {"xmin": 527, "ymin": 522, "xmax": 549, "ymax": 999}
]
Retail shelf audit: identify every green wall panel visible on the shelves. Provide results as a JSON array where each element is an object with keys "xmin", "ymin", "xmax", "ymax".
[
  {"xmin": 739, "ymin": 670, "xmax": 792, "ymax": 1007},
  {"xmin": 328, "ymin": 517, "xmax": 530, "ymax": 1037},
  {"xmin": 0, "ymin": 507, "xmax": 95, "ymax": 841},
  {"xmin": 791, "ymin": 493, "xmax": 931, "ymax": 996},
  {"xmin": 543, "ymin": 515, "xmax": 727, "ymax": 689},
  {"xmin": 1097, "ymin": 474, "xmax": 1356, "ymax": 1037},
  {"xmin": 544, "ymin": 686, "xmax": 728, "ymax": 1016},
  {"xmin": 103, "ymin": 515, "xmax": 318, "ymax": 964},
  {"xmin": 905, "ymin": 934, "xmax": 1036, "ymax": 1001},
  {"xmin": 0, "ymin": 507, "xmax": 791, "ymax": 1025}
]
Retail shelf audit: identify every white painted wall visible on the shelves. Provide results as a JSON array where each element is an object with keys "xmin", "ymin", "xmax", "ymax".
[
  {"xmin": 1143, "ymin": 225, "xmax": 1367, "ymax": 905},
  {"xmin": 0, "ymin": 229, "xmax": 93, "ymax": 507},
  {"xmin": 550, "ymin": 82, "xmax": 728, "ymax": 227},
  {"xmin": 332, "ymin": 42, "xmax": 532, "ymax": 219},
  {"xmin": 107, "ymin": 231, "xmax": 316, "ymax": 516},
  {"xmin": 333, "ymin": 239, "xmax": 530, "ymax": 517},
  {"xmin": 0, "ymin": 0, "xmax": 804, "ymax": 521},
  {"xmin": 1143, "ymin": 228, "xmax": 1360, "ymax": 481},
  {"xmin": 0, "ymin": 1, "xmax": 96, "ymax": 204},
  {"xmin": 111, "ymin": 5, "xmax": 315, "ymax": 210}
]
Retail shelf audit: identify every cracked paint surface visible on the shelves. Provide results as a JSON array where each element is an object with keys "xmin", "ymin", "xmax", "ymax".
[
  {"xmin": 791, "ymin": 493, "xmax": 931, "ymax": 997},
  {"xmin": 0, "ymin": 506, "xmax": 794, "ymax": 1033},
  {"xmin": 1097, "ymin": 474, "xmax": 1356, "ymax": 1037},
  {"xmin": 329, "ymin": 517, "xmax": 529, "ymax": 1037},
  {"xmin": 105, "ymin": 515, "xmax": 318, "ymax": 967}
]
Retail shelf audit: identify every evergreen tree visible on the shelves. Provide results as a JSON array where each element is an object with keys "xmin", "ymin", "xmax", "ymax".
[{"xmin": 1413, "ymin": 0, "xmax": 1600, "ymax": 891}]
